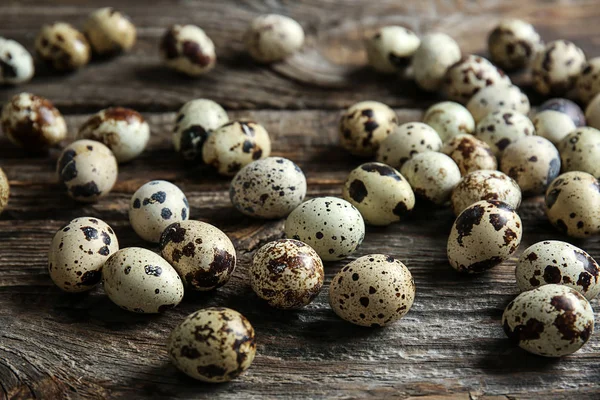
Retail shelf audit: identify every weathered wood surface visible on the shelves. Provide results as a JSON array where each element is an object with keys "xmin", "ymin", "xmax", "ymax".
[{"xmin": 2, "ymin": 0, "xmax": 600, "ymax": 399}]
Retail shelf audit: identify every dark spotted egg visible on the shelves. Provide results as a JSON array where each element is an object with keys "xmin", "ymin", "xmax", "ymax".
[
  {"xmin": 466, "ymin": 84, "xmax": 530, "ymax": 123},
  {"xmin": 83, "ymin": 7, "xmax": 136, "ymax": 56},
  {"xmin": 451, "ymin": 170, "xmax": 521, "ymax": 216},
  {"xmin": 339, "ymin": 101, "xmax": 398, "ymax": 157},
  {"xmin": 474, "ymin": 109, "xmax": 534, "ymax": 157},
  {"xmin": 532, "ymin": 40, "xmax": 586, "ymax": 96},
  {"xmin": 557, "ymin": 127, "xmax": 600, "ymax": 179},
  {"xmin": 442, "ymin": 134, "xmax": 497, "ymax": 176},
  {"xmin": 375, "ymin": 122, "xmax": 442, "ymax": 169},
  {"xmin": 35, "ymin": 22, "xmax": 90, "ymax": 71},
  {"xmin": 160, "ymin": 24, "xmax": 216, "ymax": 76},
  {"xmin": 487, "ymin": 19, "xmax": 543, "ymax": 71},
  {"xmin": 364, "ymin": 26, "xmax": 420, "ymax": 74},
  {"xmin": 0, "ymin": 37, "xmax": 34, "ymax": 85}
]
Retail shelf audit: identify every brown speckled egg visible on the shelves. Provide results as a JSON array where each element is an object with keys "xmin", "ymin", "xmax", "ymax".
[
  {"xmin": 0, "ymin": 37, "xmax": 34, "ymax": 85},
  {"xmin": 250, "ymin": 239, "xmax": 324, "ymax": 309},
  {"xmin": 442, "ymin": 134, "xmax": 497, "ymax": 176},
  {"xmin": 488, "ymin": 19, "xmax": 543, "ymax": 70},
  {"xmin": 365, "ymin": 26, "xmax": 420, "ymax": 74},
  {"xmin": 412, "ymin": 33, "xmax": 461, "ymax": 92},
  {"xmin": 532, "ymin": 110, "xmax": 576, "ymax": 146},
  {"xmin": 168, "ymin": 307, "xmax": 256, "ymax": 382},
  {"xmin": 400, "ymin": 152, "xmax": 461, "ymax": 205},
  {"xmin": 502, "ymin": 284, "xmax": 594, "ymax": 357},
  {"xmin": 531, "ymin": 40, "xmax": 586, "ymax": 96},
  {"xmin": 84, "ymin": 7, "xmax": 136, "ymax": 56},
  {"xmin": 160, "ymin": 25, "xmax": 216, "ymax": 76},
  {"xmin": 376, "ymin": 122, "xmax": 442, "ymax": 169},
  {"xmin": 576, "ymin": 57, "xmax": 600, "ymax": 104},
  {"xmin": 422, "ymin": 101, "xmax": 474, "ymax": 142},
  {"xmin": 451, "ymin": 170, "xmax": 521, "ymax": 216},
  {"xmin": 159, "ymin": 220, "xmax": 236, "ymax": 291},
  {"xmin": 339, "ymin": 101, "xmax": 398, "ymax": 157},
  {"xmin": 245, "ymin": 14, "xmax": 304, "ymax": 63},
  {"xmin": 545, "ymin": 171, "xmax": 600, "ymax": 238},
  {"xmin": 558, "ymin": 127, "xmax": 600, "ymax": 179},
  {"xmin": 329, "ymin": 254, "xmax": 415, "ymax": 328},
  {"xmin": 48, "ymin": 217, "xmax": 119, "ymax": 292},
  {"xmin": 0, "ymin": 168, "xmax": 8, "ymax": 215},
  {"xmin": 538, "ymin": 98, "xmax": 586, "ymax": 127},
  {"xmin": 516, "ymin": 241, "xmax": 600, "ymax": 300},
  {"xmin": 475, "ymin": 109, "xmax": 534, "ymax": 157},
  {"xmin": 35, "ymin": 22, "xmax": 90, "ymax": 71},
  {"xmin": 466, "ymin": 84, "xmax": 530, "ymax": 123},
  {"xmin": 447, "ymin": 200, "xmax": 522, "ymax": 273}
]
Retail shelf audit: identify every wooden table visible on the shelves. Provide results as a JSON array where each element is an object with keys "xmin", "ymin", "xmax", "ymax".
[{"xmin": 1, "ymin": 1, "xmax": 600, "ymax": 398}]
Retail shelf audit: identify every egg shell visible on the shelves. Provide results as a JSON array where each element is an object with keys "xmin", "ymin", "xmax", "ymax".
[
  {"xmin": 532, "ymin": 110, "xmax": 577, "ymax": 145},
  {"xmin": 516, "ymin": 241, "xmax": 600, "ymax": 300},
  {"xmin": 329, "ymin": 254, "xmax": 415, "ymax": 327},
  {"xmin": 77, "ymin": 107, "xmax": 150, "ymax": 163},
  {"xmin": 538, "ymin": 98, "xmax": 586, "ymax": 127},
  {"xmin": 35, "ymin": 22, "xmax": 90, "ymax": 71},
  {"xmin": 1, "ymin": 92, "xmax": 67, "ymax": 151},
  {"xmin": 84, "ymin": 7, "xmax": 136, "ymax": 56},
  {"xmin": 250, "ymin": 239, "xmax": 324, "ymax": 309},
  {"xmin": 365, "ymin": 26, "xmax": 420, "ymax": 73},
  {"xmin": 48, "ymin": 217, "xmax": 119, "ymax": 292},
  {"xmin": 57, "ymin": 139, "xmax": 118, "ymax": 203},
  {"xmin": 502, "ymin": 284, "xmax": 594, "ymax": 357},
  {"xmin": 466, "ymin": 84, "xmax": 530, "ymax": 123},
  {"xmin": 545, "ymin": 171, "xmax": 600, "ymax": 238},
  {"xmin": 475, "ymin": 109, "xmax": 534, "ymax": 157},
  {"xmin": 129, "ymin": 180, "xmax": 190, "ymax": 243},
  {"xmin": 160, "ymin": 25, "xmax": 216, "ymax": 76},
  {"xmin": 400, "ymin": 152, "xmax": 461, "ymax": 205},
  {"xmin": 531, "ymin": 40, "xmax": 586, "ymax": 96},
  {"xmin": 102, "ymin": 247, "xmax": 184, "ymax": 313},
  {"xmin": 412, "ymin": 33, "xmax": 461, "ymax": 91},
  {"xmin": 451, "ymin": 170, "xmax": 521, "ymax": 216},
  {"xmin": 339, "ymin": 101, "xmax": 398, "ymax": 157},
  {"xmin": 168, "ymin": 307, "xmax": 256, "ymax": 382},
  {"xmin": 376, "ymin": 122, "xmax": 442, "ymax": 168},
  {"xmin": 245, "ymin": 14, "xmax": 304, "ymax": 63},
  {"xmin": 342, "ymin": 162, "xmax": 415, "ymax": 226},
  {"xmin": 422, "ymin": 101, "xmax": 474, "ymax": 142},
  {"xmin": 0, "ymin": 168, "xmax": 9, "ymax": 214},
  {"xmin": 487, "ymin": 19, "xmax": 543, "ymax": 70},
  {"xmin": 586, "ymin": 93, "xmax": 600, "ymax": 130},
  {"xmin": 284, "ymin": 196, "xmax": 365, "ymax": 261},
  {"xmin": 576, "ymin": 57, "xmax": 600, "ymax": 104},
  {"xmin": 442, "ymin": 134, "xmax": 497, "ymax": 176},
  {"xmin": 203, "ymin": 121, "xmax": 271, "ymax": 176},
  {"xmin": 159, "ymin": 220, "xmax": 236, "ymax": 291},
  {"xmin": 557, "ymin": 127, "xmax": 600, "ymax": 179},
  {"xmin": 0, "ymin": 37, "xmax": 34, "ymax": 85},
  {"xmin": 447, "ymin": 200, "xmax": 522, "ymax": 273}
]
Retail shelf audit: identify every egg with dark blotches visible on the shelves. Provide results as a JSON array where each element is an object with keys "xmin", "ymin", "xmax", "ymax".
[
  {"xmin": 35, "ymin": 22, "xmax": 90, "ymax": 71},
  {"xmin": 160, "ymin": 24, "xmax": 215, "ymax": 76},
  {"xmin": 0, "ymin": 37, "xmax": 34, "ymax": 85},
  {"xmin": 365, "ymin": 26, "xmax": 420, "ymax": 74},
  {"xmin": 451, "ymin": 170, "xmax": 521, "ymax": 216},
  {"xmin": 531, "ymin": 40, "xmax": 586, "ymax": 96},
  {"xmin": 466, "ymin": 84, "xmax": 530, "ymax": 123},
  {"xmin": 488, "ymin": 19, "xmax": 543, "ymax": 70},
  {"xmin": 475, "ymin": 109, "xmax": 534, "ymax": 157},
  {"xmin": 442, "ymin": 134, "xmax": 497, "ymax": 176},
  {"xmin": 557, "ymin": 127, "xmax": 600, "ymax": 179},
  {"xmin": 339, "ymin": 101, "xmax": 398, "ymax": 157}
]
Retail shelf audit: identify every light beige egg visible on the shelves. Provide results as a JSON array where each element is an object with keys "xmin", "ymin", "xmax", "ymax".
[
  {"xmin": 442, "ymin": 134, "xmax": 497, "ymax": 176},
  {"xmin": 400, "ymin": 152, "xmax": 461, "ymax": 205},
  {"xmin": 412, "ymin": 33, "xmax": 461, "ymax": 91},
  {"xmin": 84, "ymin": 7, "xmax": 136, "ymax": 56},
  {"xmin": 466, "ymin": 84, "xmax": 530, "ymax": 123},
  {"xmin": 585, "ymin": 93, "xmax": 600, "ymax": 130},
  {"xmin": 376, "ymin": 122, "xmax": 442, "ymax": 169},
  {"xmin": 487, "ymin": 19, "xmax": 543, "ymax": 70},
  {"xmin": 557, "ymin": 127, "xmax": 600, "ymax": 179},
  {"xmin": 365, "ymin": 26, "xmax": 420, "ymax": 73},
  {"xmin": 160, "ymin": 24, "xmax": 216, "ymax": 76},
  {"xmin": 532, "ymin": 110, "xmax": 576, "ymax": 145},
  {"xmin": 0, "ymin": 168, "xmax": 8, "ymax": 215},
  {"xmin": 245, "ymin": 14, "xmax": 304, "ymax": 63},
  {"xmin": 35, "ymin": 22, "xmax": 90, "ymax": 71},
  {"xmin": 532, "ymin": 40, "xmax": 586, "ymax": 96},
  {"xmin": 576, "ymin": 57, "xmax": 600, "ymax": 104},
  {"xmin": 474, "ymin": 109, "xmax": 534, "ymax": 156},
  {"xmin": 339, "ymin": 101, "xmax": 398, "ymax": 157},
  {"xmin": 451, "ymin": 170, "xmax": 521, "ymax": 216},
  {"xmin": 422, "ymin": 101, "xmax": 474, "ymax": 142},
  {"xmin": 0, "ymin": 37, "xmax": 34, "ymax": 85}
]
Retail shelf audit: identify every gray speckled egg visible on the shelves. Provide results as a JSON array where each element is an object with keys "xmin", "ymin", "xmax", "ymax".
[
  {"xmin": 447, "ymin": 200, "xmax": 522, "ymax": 273},
  {"xmin": 57, "ymin": 140, "xmax": 118, "ymax": 203},
  {"xmin": 35, "ymin": 22, "xmax": 90, "ymax": 71},
  {"xmin": 475, "ymin": 109, "xmax": 534, "ymax": 157},
  {"xmin": 400, "ymin": 152, "xmax": 461, "ymax": 205},
  {"xmin": 230, "ymin": 157, "xmax": 306, "ymax": 219},
  {"xmin": 342, "ymin": 162, "xmax": 415, "ymax": 226},
  {"xmin": 538, "ymin": 98, "xmax": 586, "ymax": 127},
  {"xmin": 203, "ymin": 121, "xmax": 271, "ymax": 176},
  {"xmin": 329, "ymin": 254, "xmax": 415, "ymax": 327},
  {"xmin": 576, "ymin": 57, "xmax": 600, "ymax": 104},
  {"xmin": 168, "ymin": 307, "xmax": 256, "ymax": 382},
  {"xmin": 48, "ymin": 217, "xmax": 119, "ymax": 292},
  {"xmin": 545, "ymin": 171, "xmax": 600, "ymax": 238},
  {"xmin": 0, "ymin": 168, "xmax": 8, "ymax": 215},
  {"xmin": 516, "ymin": 241, "xmax": 600, "ymax": 300},
  {"xmin": 442, "ymin": 134, "xmax": 497, "ymax": 176},
  {"xmin": 284, "ymin": 197, "xmax": 365, "ymax": 261},
  {"xmin": 488, "ymin": 19, "xmax": 543, "ymax": 70},
  {"xmin": 102, "ymin": 247, "xmax": 184, "ymax": 313},
  {"xmin": 340, "ymin": 101, "xmax": 398, "ymax": 157},
  {"xmin": 129, "ymin": 180, "xmax": 189, "ymax": 243},
  {"xmin": 245, "ymin": 14, "xmax": 304, "ymax": 63},
  {"xmin": 532, "ymin": 40, "xmax": 586, "ymax": 96},
  {"xmin": 532, "ymin": 110, "xmax": 576, "ymax": 145},
  {"xmin": 558, "ymin": 127, "xmax": 600, "ymax": 179},
  {"xmin": 84, "ymin": 7, "xmax": 136, "ymax": 56},
  {"xmin": 502, "ymin": 284, "xmax": 594, "ymax": 357},
  {"xmin": 250, "ymin": 239, "xmax": 324, "ymax": 309},
  {"xmin": 376, "ymin": 122, "xmax": 442, "ymax": 169},
  {"xmin": 422, "ymin": 101, "xmax": 474, "ymax": 142},
  {"xmin": 466, "ymin": 84, "xmax": 530, "ymax": 123},
  {"xmin": 0, "ymin": 37, "xmax": 34, "ymax": 85},
  {"xmin": 160, "ymin": 25, "xmax": 216, "ymax": 76},
  {"xmin": 451, "ymin": 170, "xmax": 521, "ymax": 216},
  {"xmin": 159, "ymin": 220, "xmax": 236, "ymax": 291},
  {"xmin": 365, "ymin": 26, "xmax": 420, "ymax": 74},
  {"xmin": 412, "ymin": 33, "xmax": 462, "ymax": 92}
]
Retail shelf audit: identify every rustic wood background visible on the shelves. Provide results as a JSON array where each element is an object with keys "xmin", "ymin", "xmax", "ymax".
[{"xmin": 2, "ymin": 0, "xmax": 600, "ymax": 398}]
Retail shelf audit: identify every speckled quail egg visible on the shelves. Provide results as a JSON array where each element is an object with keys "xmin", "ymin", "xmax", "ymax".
[
  {"xmin": 339, "ymin": 101, "xmax": 398, "ymax": 157},
  {"xmin": 35, "ymin": 22, "xmax": 90, "ymax": 71},
  {"xmin": 77, "ymin": 107, "xmax": 150, "ymax": 163},
  {"xmin": 245, "ymin": 14, "xmax": 304, "ymax": 63},
  {"xmin": 532, "ymin": 110, "xmax": 577, "ymax": 145},
  {"xmin": 365, "ymin": 26, "xmax": 420, "ymax": 73},
  {"xmin": 488, "ymin": 19, "xmax": 543, "ymax": 70},
  {"xmin": 48, "ymin": 217, "xmax": 119, "ymax": 292},
  {"xmin": 0, "ymin": 168, "xmax": 8, "ymax": 215},
  {"xmin": 516, "ymin": 241, "xmax": 600, "ymax": 300},
  {"xmin": 250, "ymin": 239, "xmax": 324, "ymax": 309},
  {"xmin": 545, "ymin": 171, "xmax": 600, "ymax": 238},
  {"xmin": 422, "ymin": 101, "xmax": 474, "ymax": 142},
  {"xmin": 1, "ymin": 92, "xmax": 67, "ymax": 151},
  {"xmin": 172, "ymin": 99, "xmax": 229, "ymax": 164},
  {"xmin": 230, "ymin": 157, "xmax": 306, "ymax": 219},
  {"xmin": 376, "ymin": 122, "xmax": 442, "ymax": 169},
  {"xmin": 576, "ymin": 57, "xmax": 600, "ymax": 104},
  {"xmin": 443, "ymin": 55, "xmax": 511, "ymax": 104},
  {"xmin": 342, "ymin": 162, "xmax": 415, "ymax": 226},
  {"xmin": 557, "ymin": 127, "xmax": 600, "ymax": 178},
  {"xmin": 129, "ymin": 180, "xmax": 190, "ymax": 243},
  {"xmin": 451, "ymin": 170, "xmax": 521, "ymax": 216},
  {"xmin": 502, "ymin": 284, "xmax": 594, "ymax": 357},
  {"xmin": 57, "ymin": 140, "xmax": 118, "ymax": 203},
  {"xmin": 168, "ymin": 307, "xmax": 256, "ymax": 382},
  {"xmin": 585, "ymin": 93, "xmax": 600, "ymax": 130},
  {"xmin": 103, "ymin": 247, "xmax": 184, "ymax": 313},
  {"xmin": 475, "ymin": 109, "xmax": 534, "ymax": 157},
  {"xmin": 203, "ymin": 121, "xmax": 271, "ymax": 176},
  {"xmin": 83, "ymin": 7, "xmax": 136, "ymax": 56},
  {"xmin": 532, "ymin": 40, "xmax": 586, "ymax": 96},
  {"xmin": 329, "ymin": 254, "xmax": 415, "ymax": 327},
  {"xmin": 285, "ymin": 197, "xmax": 365, "ymax": 261},
  {"xmin": 160, "ymin": 24, "xmax": 216, "ymax": 76},
  {"xmin": 447, "ymin": 200, "xmax": 522, "ymax": 273},
  {"xmin": 442, "ymin": 134, "xmax": 497, "ymax": 176},
  {"xmin": 466, "ymin": 84, "xmax": 530, "ymax": 123},
  {"xmin": 500, "ymin": 136, "xmax": 561, "ymax": 196},
  {"xmin": 160, "ymin": 220, "xmax": 236, "ymax": 291},
  {"xmin": 0, "ymin": 37, "xmax": 34, "ymax": 85},
  {"xmin": 412, "ymin": 33, "xmax": 462, "ymax": 91},
  {"xmin": 538, "ymin": 98, "xmax": 586, "ymax": 127},
  {"xmin": 400, "ymin": 152, "xmax": 461, "ymax": 205}
]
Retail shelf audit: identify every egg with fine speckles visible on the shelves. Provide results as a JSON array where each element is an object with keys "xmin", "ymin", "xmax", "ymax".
[
  {"xmin": 339, "ymin": 101, "xmax": 398, "ymax": 157},
  {"xmin": 451, "ymin": 170, "xmax": 521, "ymax": 216},
  {"xmin": 400, "ymin": 152, "xmax": 461, "ymax": 205},
  {"xmin": 129, "ymin": 180, "xmax": 190, "ymax": 243},
  {"xmin": 422, "ymin": 101, "xmax": 474, "ymax": 142},
  {"xmin": 375, "ymin": 122, "xmax": 442, "ymax": 169},
  {"xmin": 466, "ymin": 84, "xmax": 530, "ymax": 123},
  {"xmin": 531, "ymin": 40, "xmax": 586, "ymax": 96},
  {"xmin": 48, "ymin": 217, "xmax": 119, "ymax": 292},
  {"xmin": 557, "ymin": 127, "xmax": 600, "ymax": 179},
  {"xmin": 35, "ymin": 22, "xmax": 90, "ymax": 71},
  {"xmin": 329, "ymin": 254, "xmax": 415, "ymax": 327},
  {"xmin": 102, "ymin": 247, "xmax": 184, "ymax": 313},
  {"xmin": 442, "ymin": 134, "xmax": 497, "ymax": 176},
  {"xmin": 502, "ymin": 284, "xmax": 594, "ymax": 357},
  {"xmin": 475, "ymin": 109, "xmax": 534, "ymax": 157}
]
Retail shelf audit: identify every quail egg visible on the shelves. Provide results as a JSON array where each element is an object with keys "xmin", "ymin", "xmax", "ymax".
[
  {"xmin": 412, "ymin": 33, "xmax": 462, "ymax": 91},
  {"xmin": 466, "ymin": 84, "xmax": 530, "ymax": 123},
  {"xmin": 84, "ymin": 7, "xmax": 136, "ymax": 56},
  {"xmin": 0, "ymin": 168, "xmax": 8, "ymax": 215},
  {"xmin": 245, "ymin": 14, "xmax": 304, "ymax": 63},
  {"xmin": 538, "ymin": 98, "xmax": 586, "ymax": 127},
  {"xmin": 35, "ymin": 22, "xmax": 90, "ymax": 71},
  {"xmin": 532, "ymin": 40, "xmax": 586, "ymax": 96},
  {"xmin": 422, "ymin": 101, "xmax": 474, "ymax": 142},
  {"xmin": 442, "ymin": 134, "xmax": 497, "ymax": 176},
  {"xmin": 532, "ymin": 110, "xmax": 577, "ymax": 145},
  {"xmin": 339, "ymin": 101, "xmax": 398, "ymax": 157},
  {"xmin": 475, "ymin": 109, "xmax": 534, "ymax": 156},
  {"xmin": 400, "ymin": 152, "xmax": 461, "ymax": 205},
  {"xmin": 451, "ymin": 170, "xmax": 521, "ymax": 216},
  {"xmin": 376, "ymin": 122, "xmax": 442, "ymax": 169},
  {"xmin": 0, "ymin": 37, "xmax": 34, "ymax": 85},
  {"xmin": 160, "ymin": 24, "xmax": 216, "ymax": 76},
  {"xmin": 365, "ymin": 26, "xmax": 420, "ymax": 73},
  {"xmin": 487, "ymin": 19, "xmax": 543, "ymax": 70},
  {"xmin": 557, "ymin": 127, "xmax": 600, "ymax": 178},
  {"xmin": 576, "ymin": 57, "xmax": 600, "ymax": 104},
  {"xmin": 585, "ymin": 93, "xmax": 600, "ymax": 130}
]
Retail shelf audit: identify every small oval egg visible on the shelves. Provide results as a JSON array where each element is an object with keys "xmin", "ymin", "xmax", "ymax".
[
  {"xmin": 466, "ymin": 84, "xmax": 530, "ymax": 123},
  {"xmin": 83, "ymin": 7, "xmax": 136, "ymax": 56},
  {"xmin": 586, "ymin": 93, "xmax": 600, "ymax": 130},
  {"xmin": 532, "ymin": 110, "xmax": 576, "ymax": 145},
  {"xmin": 0, "ymin": 168, "xmax": 9, "ymax": 215},
  {"xmin": 400, "ymin": 152, "xmax": 461, "ymax": 205},
  {"xmin": 412, "ymin": 33, "xmax": 461, "ymax": 91},
  {"xmin": 376, "ymin": 122, "xmax": 442, "ymax": 169},
  {"xmin": 340, "ymin": 101, "xmax": 398, "ymax": 157},
  {"xmin": 35, "ymin": 22, "xmax": 90, "ymax": 71},
  {"xmin": 0, "ymin": 37, "xmax": 34, "ymax": 85},
  {"xmin": 558, "ymin": 127, "xmax": 600, "ymax": 179},
  {"xmin": 245, "ymin": 14, "xmax": 304, "ymax": 63},
  {"xmin": 537, "ymin": 98, "xmax": 586, "ymax": 127},
  {"xmin": 577, "ymin": 57, "xmax": 600, "ymax": 104},
  {"xmin": 531, "ymin": 40, "xmax": 586, "ymax": 96},
  {"xmin": 487, "ymin": 19, "xmax": 543, "ymax": 70},
  {"xmin": 451, "ymin": 170, "xmax": 521, "ymax": 216},
  {"xmin": 365, "ymin": 26, "xmax": 420, "ymax": 74},
  {"xmin": 475, "ymin": 109, "xmax": 534, "ymax": 157},
  {"xmin": 422, "ymin": 101, "xmax": 474, "ymax": 142},
  {"xmin": 160, "ymin": 24, "xmax": 216, "ymax": 76},
  {"xmin": 442, "ymin": 134, "xmax": 497, "ymax": 176}
]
